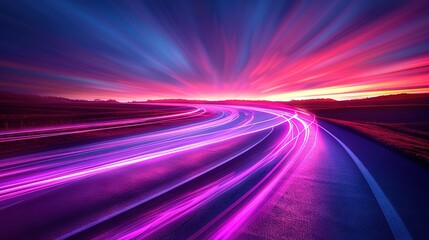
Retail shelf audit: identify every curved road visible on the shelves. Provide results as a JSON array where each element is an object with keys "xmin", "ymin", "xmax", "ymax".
[{"xmin": 0, "ymin": 103, "xmax": 427, "ymax": 239}]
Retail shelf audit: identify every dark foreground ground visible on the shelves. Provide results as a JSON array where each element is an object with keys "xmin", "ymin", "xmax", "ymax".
[
  {"xmin": 1, "ymin": 92, "xmax": 428, "ymax": 165},
  {"xmin": 288, "ymin": 93, "xmax": 429, "ymax": 165},
  {"xmin": 0, "ymin": 93, "xmax": 207, "ymax": 157},
  {"xmin": 0, "ymin": 92, "xmax": 428, "ymax": 239}
]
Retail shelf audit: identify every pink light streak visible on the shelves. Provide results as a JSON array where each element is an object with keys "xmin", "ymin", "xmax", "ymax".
[{"xmin": 0, "ymin": 103, "xmax": 318, "ymax": 238}]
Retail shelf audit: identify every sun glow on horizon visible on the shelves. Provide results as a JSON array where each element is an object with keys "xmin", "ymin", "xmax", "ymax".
[{"xmin": 1, "ymin": 1, "xmax": 429, "ymax": 102}]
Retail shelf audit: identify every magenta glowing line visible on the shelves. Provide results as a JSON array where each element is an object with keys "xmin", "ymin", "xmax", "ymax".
[{"xmin": 0, "ymin": 103, "xmax": 343, "ymax": 239}]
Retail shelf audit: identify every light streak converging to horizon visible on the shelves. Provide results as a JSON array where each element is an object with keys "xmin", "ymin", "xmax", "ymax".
[
  {"xmin": 0, "ymin": 102, "xmax": 425, "ymax": 239},
  {"xmin": 1, "ymin": 1, "xmax": 428, "ymax": 238},
  {"xmin": 0, "ymin": 103, "xmax": 319, "ymax": 239}
]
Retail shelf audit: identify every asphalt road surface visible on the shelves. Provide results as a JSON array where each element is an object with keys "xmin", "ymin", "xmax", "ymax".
[{"xmin": 0, "ymin": 103, "xmax": 427, "ymax": 239}]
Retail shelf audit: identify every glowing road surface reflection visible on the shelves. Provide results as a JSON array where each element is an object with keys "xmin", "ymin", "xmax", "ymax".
[{"xmin": 1, "ymin": 103, "xmax": 423, "ymax": 239}]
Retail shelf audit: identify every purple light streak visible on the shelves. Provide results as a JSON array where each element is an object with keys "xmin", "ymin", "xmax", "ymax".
[{"xmin": 0, "ymin": 103, "xmax": 318, "ymax": 239}]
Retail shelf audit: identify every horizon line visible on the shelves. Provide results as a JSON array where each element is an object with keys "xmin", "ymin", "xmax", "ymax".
[{"xmin": 2, "ymin": 91, "xmax": 428, "ymax": 104}]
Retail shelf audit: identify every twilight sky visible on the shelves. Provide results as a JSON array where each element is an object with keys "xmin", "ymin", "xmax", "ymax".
[{"xmin": 1, "ymin": 0, "xmax": 429, "ymax": 101}]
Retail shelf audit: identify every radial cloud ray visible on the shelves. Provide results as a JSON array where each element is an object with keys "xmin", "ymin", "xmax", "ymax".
[{"xmin": 1, "ymin": 0, "xmax": 429, "ymax": 101}]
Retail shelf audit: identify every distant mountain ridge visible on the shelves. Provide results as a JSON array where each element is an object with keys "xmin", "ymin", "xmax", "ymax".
[
  {"xmin": 0, "ymin": 92, "xmax": 118, "ymax": 104},
  {"xmin": 1, "ymin": 91, "xmax": 429, "ymax": 106}
]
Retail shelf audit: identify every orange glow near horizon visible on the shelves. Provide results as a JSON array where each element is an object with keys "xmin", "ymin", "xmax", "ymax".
[{"xmin": 1, "ymin": 1, "xmax": 429, "ymax": 102}]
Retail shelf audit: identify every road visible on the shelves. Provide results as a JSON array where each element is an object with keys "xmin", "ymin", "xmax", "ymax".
[{"xmin": 0, "ymin": 103, "xmax": 427, "ymax": 239}]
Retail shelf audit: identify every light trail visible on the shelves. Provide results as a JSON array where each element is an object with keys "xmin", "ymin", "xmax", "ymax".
[
  {"xmin": 0, "ymin": 103, "xmax": 412, "ymax": 239},
  {"xmin": 0, "ymin": 105, "xmax": 204, "ymax": 142}
]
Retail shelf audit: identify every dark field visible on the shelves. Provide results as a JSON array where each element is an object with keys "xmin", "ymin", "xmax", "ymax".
[
  {"xmin": 1, "ymin": 93, "xmax": 429, "ymax": 239},
  {"xmin": 0, "ymin": 93, "xmax": 208, "ymax": 157},
  {"xmin": 289, "ymin": 94, "xmax": 429, "ymax": 164},
  {"xmin": 2, "ymin": 92, "xmax": 428, "ymax": 164},
  {"xmin": 0, "ymin": 92, "xmax": 191, "ymax": 129}
]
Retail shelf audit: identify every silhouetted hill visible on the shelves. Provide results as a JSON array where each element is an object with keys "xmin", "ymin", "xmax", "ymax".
[
  {"xmin": 345, "ymin": 93, "xmax": 429, "ymax": 105},
  {"xmin": 2, "ymin": 91, "xmax": 429, "ymax": 107},
  {"xmin": 287, "ymin": 93, "xmax": 429, "ymax": 110},
  {"xmin": 0, "ymin": 92, "xmax": 119, "ymax": 104}
]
